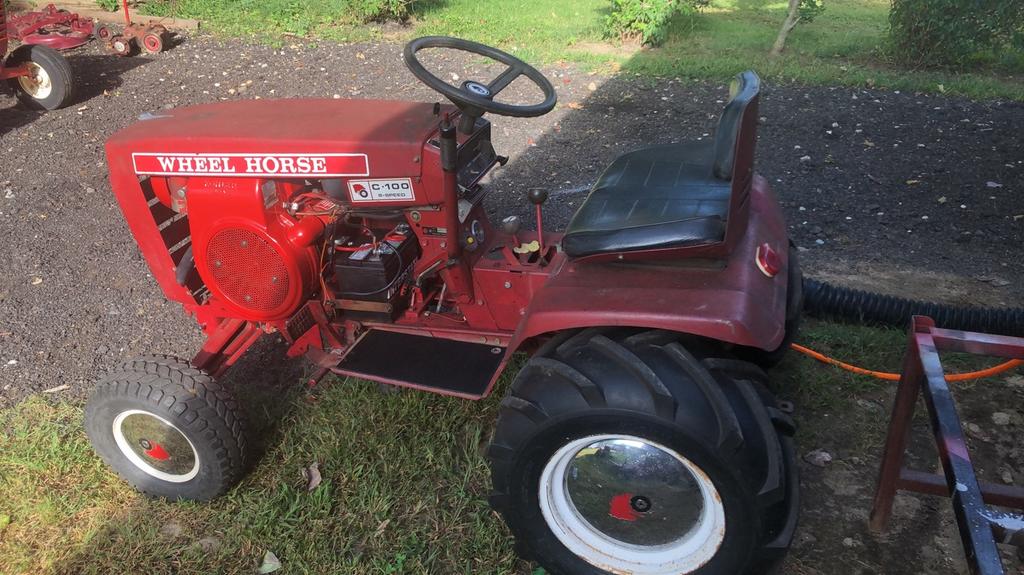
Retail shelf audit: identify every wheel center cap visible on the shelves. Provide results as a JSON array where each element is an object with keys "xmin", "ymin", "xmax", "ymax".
[
  {"xmin": 462, "ymin": 81, "xmax": 492, "ymax": 98},
  {"xmin": 565, "ymin": 437, "xmax": 707, "ymax": 546},
  {"xmin": 139, "ymin": 438, "xmax": 170, "ymax": 460},
  {"xmin": 630, "ymin": 495, "xmax": 652, "ymax": 513}
]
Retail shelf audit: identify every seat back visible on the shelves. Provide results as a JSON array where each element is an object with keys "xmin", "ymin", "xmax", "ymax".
[
  {"xmin": 709, "ymin": 71, "xmax": 761, "ymax": 251},
  {"xmin": 712, "ymin": 71, "xmax": 760, "ymax": 181}
]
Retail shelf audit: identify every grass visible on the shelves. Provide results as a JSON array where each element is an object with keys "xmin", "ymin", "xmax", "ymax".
[
  {"xmin": 0, "ymin": 379, "xmax": 519, "ymax": 574},
  {"xmin": 146, "ymin": 0, "xmax": 1023, "ymax": 100},
  {"xmin": 411, "ymin": 0, "xmax": 610, "ymax": 67},
  {"xmin": 2, "ymin": 319, "xmax": 1016, "ymax": 574}
]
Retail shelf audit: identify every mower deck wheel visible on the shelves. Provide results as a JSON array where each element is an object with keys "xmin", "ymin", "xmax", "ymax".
[
  {"xmin": 96, "ymin": 25, "xmax": 113, "ymax": 40},
  {"xmin": 141, "ymin": 31, "xmax": 164, "ymax": 54},
  {"xmin": 4, "ymin": 44, "xmax": 75, "ymax": 110},
  {"xmin": 109, "ymin": 34, "xmax": 132, "ymax": 57},
  {"xmin": 84, "ymin": 355, "xmax": 249, "ymax": 501}
]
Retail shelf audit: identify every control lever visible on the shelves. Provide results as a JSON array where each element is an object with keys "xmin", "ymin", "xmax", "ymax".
[
  {"xmin": 501, "ymin": 215, "xmax": 521, "ymax": 246},
  {"xmin": 528, "ymin": 188, "xmax": 549, "ymax": 253}
]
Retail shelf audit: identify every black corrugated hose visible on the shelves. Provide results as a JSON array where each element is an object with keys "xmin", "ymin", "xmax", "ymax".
[{"xmin": 802, "ymin": 277, "xmax": 1024, "ymax": 337}]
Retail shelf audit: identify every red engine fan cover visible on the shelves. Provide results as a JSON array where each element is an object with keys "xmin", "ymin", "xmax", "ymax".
[
  {"xmin": 197, "ymin": 221, "xmax": 313, "ymax": 321},
  {"xmin": 206, "ymin": 227, "xmax": 291, "ymax": 312}
]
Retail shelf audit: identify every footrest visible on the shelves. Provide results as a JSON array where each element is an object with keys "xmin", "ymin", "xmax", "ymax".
[{"xmin": 336, "ymin": 330, "xmax": 505, "ymax": 399}]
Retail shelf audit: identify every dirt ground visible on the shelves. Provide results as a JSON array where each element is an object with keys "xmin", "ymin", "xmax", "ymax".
[{"xmin": 1, "ymin": 34, "xmax": 1022, "ymax": 574}]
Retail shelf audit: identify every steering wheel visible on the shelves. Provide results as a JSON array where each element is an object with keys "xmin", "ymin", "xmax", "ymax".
[{"xmin": 403, "ymin": 36, "xmax": 557, "ymax": 133}]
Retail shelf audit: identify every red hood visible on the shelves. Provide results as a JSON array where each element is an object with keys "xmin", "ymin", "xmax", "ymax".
[{"xmin": 107, "ymin": 98, "xmax": 450, "ymax": 178}]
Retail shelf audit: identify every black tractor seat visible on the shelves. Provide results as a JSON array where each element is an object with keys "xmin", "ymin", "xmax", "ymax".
[
  {"xmin": 560, "ymin": 142, "xmax": 729, "ymax": 258},
  {"xmin": 562, "ymin": 71, "xmax": 761, "ymax": 259}
]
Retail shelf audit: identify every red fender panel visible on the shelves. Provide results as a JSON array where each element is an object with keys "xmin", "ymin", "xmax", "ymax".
[{"xmin": 511, "ymin": 176, "xmax": 790, "ymax": 351}]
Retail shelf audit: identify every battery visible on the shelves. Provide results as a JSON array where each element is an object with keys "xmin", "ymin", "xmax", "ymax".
[{"xmin": 333, "ymin": 228, "xmax": 419, "ymax": 321}]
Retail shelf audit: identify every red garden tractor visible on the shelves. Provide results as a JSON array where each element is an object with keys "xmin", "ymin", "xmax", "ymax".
[
  {"xmin": 87, "ymin": 37, "xmax": 801, "ymax": 574},
  {"xmin": 1, "ymin": 3, "xmax": 75, "ymax": 110}
]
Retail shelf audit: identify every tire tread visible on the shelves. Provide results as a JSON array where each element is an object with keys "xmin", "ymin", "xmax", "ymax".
[
  {"xmin": 488, "ymin": 329, "xmax": 798, "ymax": 574},
  {"xmin": 85, "ymin": 354, "xmax": 248, "ymax": 500}
]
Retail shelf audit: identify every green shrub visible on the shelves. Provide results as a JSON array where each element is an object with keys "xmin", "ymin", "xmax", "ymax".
[
  {"xmin": 350, "ymin": 0, "xmax": 413, "ymax": 22},
  {"xmin": 889, "ymin": 0, "xmax": 1024, "ymax": 68},
  {"xmin": 605, "ymin": 0, "xmax": 708, "ymax": 46},
  {"xmin": 96, "ymin": 0, "xmax": 120, "ymax": 12}
]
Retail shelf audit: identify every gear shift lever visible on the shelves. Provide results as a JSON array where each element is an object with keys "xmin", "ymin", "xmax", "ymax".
[
  {"xmin": 527, "ymin": 188, "xmax": 548, "ymax": 253},
  {"xmin": 501, "ymin": 215, "xmax": 521, "ymax": 246}
]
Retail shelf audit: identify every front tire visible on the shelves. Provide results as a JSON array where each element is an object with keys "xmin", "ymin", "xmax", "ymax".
[
  {"xmin": 85, "ymin": 355, "xmax": 249, "ymax": 501},
  {"xmin": 4, "ymin": 45, "xmax": 75, "ymax": 110},
  {"xmin": 488, "ymin": 329, "xmax": 797, "ymax": 575}
]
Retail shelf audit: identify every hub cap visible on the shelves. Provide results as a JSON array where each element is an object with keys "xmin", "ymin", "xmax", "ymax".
[
  {"xmin": 538, "ymin": 434, "xmax": 726, "ymax": 574},
  {"xmin": 17, "ymin": 63, "xmax": 52, "ymax": 100},
  {"xmin": 112, "ymin": 410, "xmax": 199, "ymax": 482}
]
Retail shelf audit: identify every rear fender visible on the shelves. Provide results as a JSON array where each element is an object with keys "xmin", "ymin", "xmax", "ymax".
[{"xmin": 509, "ymin": 175, "xmax": 791, "ymax": 353}]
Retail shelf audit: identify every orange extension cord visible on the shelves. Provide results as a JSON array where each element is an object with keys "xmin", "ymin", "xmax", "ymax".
[{"xmin": 790, "ymin": 343, "xmax": 1023, "ymax": 382}]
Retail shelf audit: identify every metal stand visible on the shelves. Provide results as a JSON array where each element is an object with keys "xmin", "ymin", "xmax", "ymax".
[{"xmin": 869, "ymin": 316, "xmax": 1024, "ymax": 574}]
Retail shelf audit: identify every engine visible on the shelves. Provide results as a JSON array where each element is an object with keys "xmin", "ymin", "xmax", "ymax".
[
  {"xmin": 145, "ymin": 173, "xmax": 422, "ymax": 325},
  {"xmin": 181, "ymin": 178, "xmax": 324, "ymax": 321},
  {"xmin": 105, "ymin": 98, "xmax": 486, "ymax": 330}
]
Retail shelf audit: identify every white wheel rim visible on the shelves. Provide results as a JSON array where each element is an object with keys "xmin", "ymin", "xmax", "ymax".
[
  {"xmin": 538, "ymin": 434, "xmax": 726, "ymax": 574},
  {"xmin": 112, "ymin": 409, "xmax": 200, "ymax": 483},
  {"xmin": 17, "ymin": 62, "xmax": 52, "ymax": 99}
]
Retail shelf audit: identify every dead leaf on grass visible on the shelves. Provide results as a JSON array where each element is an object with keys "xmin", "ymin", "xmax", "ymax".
[
  {"xmin": 258, "ymin": 550, "xmax": 281, "ymax": 574},
  {"xmin": 303, "ymin": 462, "xmax": 322, "ymax": 492},
  {"xmin": 566, "ymin": 101, "xmax": 584, "ymax": 110}
]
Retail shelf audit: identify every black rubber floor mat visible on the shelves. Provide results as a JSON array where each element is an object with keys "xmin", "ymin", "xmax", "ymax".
[{"xmin": 337, "ymin": 330, "xmax": 505, "ymax": 398}]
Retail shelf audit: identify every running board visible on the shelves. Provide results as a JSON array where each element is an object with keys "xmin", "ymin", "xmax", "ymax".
[{"xmin": 334, "ymin": 329, "xmax": 505, "ymax": 399}]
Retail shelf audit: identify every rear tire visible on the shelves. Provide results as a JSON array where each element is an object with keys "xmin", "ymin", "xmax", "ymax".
[
  {"xmin": 488, "ymin": 329, "xmax": 797, "ymax": 575},
  {"xmin": 4, "ymin": 45, "xmax": 75, "ymax": 110},
  {"xmin": 85, "ymin": 355, "xmax": 249, "ymax": 501}
]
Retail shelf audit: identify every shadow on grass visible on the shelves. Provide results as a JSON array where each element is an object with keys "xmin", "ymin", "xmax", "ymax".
[
  {"xmin": 407, "ymin": 0, "xmax": 450, "ymax": 20},
  {"xmin": 215, "ymin": 337, "xmax": 308, "ymax": 462}
]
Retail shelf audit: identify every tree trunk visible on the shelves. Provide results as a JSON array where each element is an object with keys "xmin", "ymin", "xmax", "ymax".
[{"xmin": 770, "ymin": 0, "xmax": 801, "ymax": 56}]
